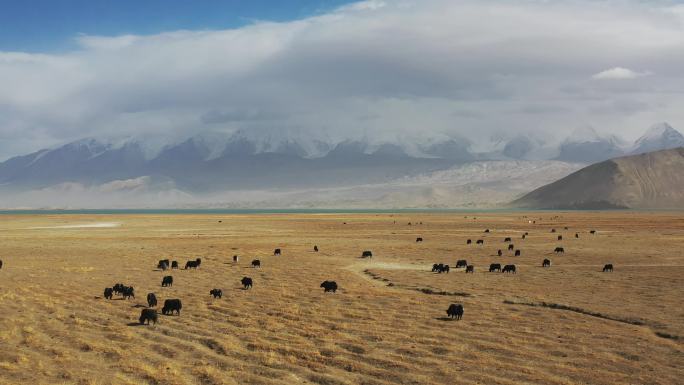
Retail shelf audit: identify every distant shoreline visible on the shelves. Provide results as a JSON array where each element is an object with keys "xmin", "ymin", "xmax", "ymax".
[{"xmin": 0, "ymin": 208, "xmax": 678, "ymax": 215}]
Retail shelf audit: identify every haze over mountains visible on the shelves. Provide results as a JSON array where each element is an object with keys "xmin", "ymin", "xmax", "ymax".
[{"xmin": 0, "ymin": 122, "xmax": 681, "ymax": 208}]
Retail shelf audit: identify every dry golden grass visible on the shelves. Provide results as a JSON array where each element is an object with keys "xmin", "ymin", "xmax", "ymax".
[{"xmin": 0, "ymin": 212, "xmax": 682, "ymax": 385}]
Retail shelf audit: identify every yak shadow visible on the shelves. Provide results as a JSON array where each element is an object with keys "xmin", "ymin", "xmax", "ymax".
[
  {"xmin": 126, "ymin": 322, "xmax": 143, "ymax": 327},
  {"xmin": 131, "ymin": 304, "xmax": 147, "ymax": 308},
  {"xmin": 436, "ymin": 317, "xmax": 458, "ymax": 322}
]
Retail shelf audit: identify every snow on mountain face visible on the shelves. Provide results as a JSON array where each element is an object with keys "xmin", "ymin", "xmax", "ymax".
[{"xmin": 630, "ymin": 122, "xmax": 684, "ymax": 155}]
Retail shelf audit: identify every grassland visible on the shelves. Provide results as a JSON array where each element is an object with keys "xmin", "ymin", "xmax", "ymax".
[{"xmin": 0, "ymin": 212, "xmax": 682, "ymax": 385}]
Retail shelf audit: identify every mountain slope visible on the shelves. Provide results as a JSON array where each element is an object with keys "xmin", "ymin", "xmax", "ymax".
[
  {"xmin": 630, "ymin": 122, "xmax": 684, "ymax": 155},
  {"xmin": 512, "ymin": 147, "xmax": 684, "ymax": 209}
]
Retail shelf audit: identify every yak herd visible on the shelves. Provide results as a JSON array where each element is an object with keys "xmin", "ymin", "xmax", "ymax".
[{"xmin": 91, "ymin": 224, "xmax": 613, "ymax": 326}]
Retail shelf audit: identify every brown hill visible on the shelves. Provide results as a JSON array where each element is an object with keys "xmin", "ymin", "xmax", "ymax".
[{"xmin": 512, "ymin": 147, "xmax": 684, "ymax": 209}]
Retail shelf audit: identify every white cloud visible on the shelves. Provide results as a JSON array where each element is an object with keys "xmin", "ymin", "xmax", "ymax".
[
  {"xmin": 592, "ymin": 67, "xmax": 652, "ymax": 80},
  {"xmin": 1, "ymin": 0, "xmax": 684, "ymax": 159}
]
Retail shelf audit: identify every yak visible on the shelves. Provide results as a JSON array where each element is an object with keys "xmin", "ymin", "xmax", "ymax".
[
  {"xmin": 161, "ymin": 276, "xmax": 173, "ymax": 287},
  {"xmin": 542, "ymin": 259, "xmax": 551, "ymax": 267},
  {"xmin": 162, "ymin": 299, "xmax": 182, "ymax": 315},
  {"xmin": 122, "ymin": 286, "xmax": 135, "ymax": 299},
  {"xmin": 251, "ymin": 259, "xmax": 261, "ymax": 268},
  {"xmin": 139, "ymin": 309, "xmax": 158, "ymax": 325},
  {"xmin": 320, "ymin": 281, "xmax": 338, "ymax": 293},
  {"xmin": 603, "ymin": 264, "xmax": 613, "ymax": 272},
  {"xmin": 476, "ymin": 239, "xmax": 484, "ymax": 245},
  {"xmin": 455, "ymin": 260, "xmax": 468, "ymax": 268},
  {"xmin": 554, "ymin": 247, "xmax": 565, "ymax": 254},
  {"xmin": 558, "ymin": 235, "xmax": 563, "ymax": 241},
  {"xmin": 313, "ymin": 245, "xmax": 319, "ymax": 252},
  {"xmin": 241, "ymin": 277, "xmax": 253, "ymax": 289},
  {"xmin": 466, "ymin": 239, "xmax": 472, "ymax": 245},
  {"xmin": 362, "ymin": 250, "xmax": 373, "ymax": 258},
  {"xmin": 504, "ymin": 237, "xmax": 512, "ymax": 242},
  {"xmin": 514, "ymin": 250, "xmax": 521, "ymax": 257},
  {"xmin": 489, "ymin": 263, "xmax": 502, "ymax": 272},
  {"xmin": 210, "ymin": 289, "xmax": 223, "ymax": 299},
  {"xmin": 508, "ymin": 244, "xmax": 515, "ymax": 251},
  {"xmin": 104, "ymin": 287, "xmax": 113, "ymax": 300},
  {"xmin": 502, "ymin": 264, "xmax": 516, "ymax": 274},
  {"xmin": 157, "ymin": 259, "xmax": 170, "ymax": 270},
  {"xmin": 147, "ymin": 293, "xmax": 158, "ymax": 307},
  {"xmin": 171, "ymin": 261, "xmax": 179, "ymax": 269},
  {"xmin": 446, "ymin": 304, "xmax": 464, "ymax": 320},
  {"xmin": 416, "ymin": 237, "xmax": 423, "ymax": 243},
  {"xmin": 274, "ymin": 248, "xmax": 282, "ymax": 256},
  {"xmin": 497, "ymin": 249, "xmax": 502, "ymax": 257},
  {"xmin": 233, "ymin": 255, "xmax": 239, "ymax": 263},
  {"xmin": 465, "ymin": 265, "xmax": 474, "ymax": 273}
]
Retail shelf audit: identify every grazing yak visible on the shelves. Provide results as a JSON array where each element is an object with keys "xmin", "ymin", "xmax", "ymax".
[
  {"xmin": 171, "ymin": 261, "xmax": 179, "ymax": 269},
  {"xmin": 466, "ymin": 239, "xmax": 472, "ymax": 245},
  {"xmin": 241, "ymin": 277, "xmax": 253, "ymax": 289},
  {"xmin": 210, "ymin": 289, "xmax": 223, "ymax": 299},
  {"xmin": 185, "ymin": 260, "xmax": 200, "ymax": 269},
  {"xmin": 251, "ymin": 259, "xmax": 261, "ymax": 268},
  {"xmin": 502, "ymin": 264, "xmax": 516, "ymax": 274},
  {"xmin": 139, "ymin": 309, "xmax": 158, "ymax": 325},
  {"xmin": 542, "ymin": 259, "xmax": 551, "ymax": 267},
  {"xmin": 362, "ymin": 250, "xmax": 373, "ymax": 258},
  {"xmin": 122, "ymin": 286, "xmax": 135, "ymax": 299},
  {"xmin": 274, "ymin": 248, "xmax": 282, "ymax": 256},
  {"xmin": 113, "ymin": 283, "xmax": 124, "ymax": 295},
  {"xmin": 446, "ymin": 304, "xmax": 464, "ymax": 320},
  {"xmin": 476, "ymin": 239, "xmax": 484, "ymax": 245},
  {"xmin": 514, "ymin": 250, "xmax": 521, "ymax": 257},
  {"xmin": 147, "ymin": 293, "xmax": 157, "ymax": 307},
  {"xmin": 313, "ymin": 245, "xmax": 319, "ymax": 252},
  {"xmin": 522, "ymin": 234, "xmax": 526, "ymax": 240},
  {"xmin": 233, "ymin": 255, "xmax": 239, "ymax": 263},
  {"xmin": 455, "ymin": 260, "xmax": 468, "ymax": 268},
  {"xmin": 484, "ymin": 229, "xmax": 490, "ymax": 233},
  {"xmin": 162, "ymin": 299, "xmax": 182, "ymax": 315},
  {"xmin": 161, "ymin": 276, "xmax": 173, "ymax": 287},
  {"xmin": 508, "ymin": 244, "xmax": 515, "ymax": 251},
  {"xmin": 104, "ymin": 288, "xmax": 113, "ymax": 300},
  {"xmin": 489, "ymin": 263, "xmax": 502, "ymax": 272},
  {"xmin": 575, "ymin": 233, "xmax": 579, "ymax": 238},
  {"xmin": 551, "ymin": 228, "xmax": 556, "ymax": 233},
  {"xmin": 465, "ymin": 265, "xmax": 474, "ymax": 273},
  {"xmin": 603, "ymin": 264, "xmax": 613, "ymax": 272},
  {"xmin": 158, "ymin": 259, "xmax": 170, "ymax": 270},
  {"xmin": 554, "ymin": 247, "xmax": 565, "ymax": 254},
  {"xmin": 416, "ymin": 237, "xmax": 423, "ymax": 243},
  {"xmin": 558, "ymin": 235, "xmax": 563, "ymax": 241},
  {"xmin": 321, "ymin": 281, "xmax": 338, "ymax": 293},
  {"xmin": 504, "ymin": 237, "xmax": 512, "ymax": 242},
  {"xmin": 590, "ymin": 230, "xmax": 597, "ymax": 234},
  {"xmin": 497, "ymin": 249, "xmax": 502, "ymax": 257}
]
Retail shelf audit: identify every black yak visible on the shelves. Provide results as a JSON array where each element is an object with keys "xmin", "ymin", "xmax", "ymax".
[
  {"xmin": 158, "ymin": 259, "xmax": 170, "ymax": 270},
  {"xmin": 210, "ymin": 289, "xmax": 222, "ymax": 299},
  {"xmin": 274, "ymin": 248, "xmax": 282, "ymax": 256},
  {"xmin": 456, "ymin": 260, "xmax": 468, "ymax": 268},
  {"xmin": 603, "ymin": 264, "xmax": 613, "ymax": 272},
  {"xmin": 575, "ymin": 233, "xmax": 579, "ymax": 238},
  {"xmin": 554, "ymin": 247, "xmax": 565, "ymax": 253},
  {"xmin": 122, "ymin": 286, "xmax": 135, "ymax": 299},
  {"xmin": 558, "ymin": 235, "xmax": 563, "ymax": 241},
  {"xmin": 185, "ymin": 260, "xmax": 199, "ymax": 269},
  {"xmin": 362, "ymin": 250, "xmax": 373, "ymax": 258},
  {"xmin": 484, "ymin": 229, "xmax": 490, "ymax": 233},
  {"xmin": 139, "ymin": 309, "xmax": 158, "ymax": 325},
  {"xmin": 446, "ymin": 304, "xmax": 464, "ymax": 320},
  {"xmin": 465, "ymin": 265, "xmax": 474, "ymax": 273},
  {"xmin": 233, "ymin": 255, "xmax": 239, "ymax": 263},
  {"xmin": 313, "ymin": 245, "xmax": 319, "ymax": 252},
  {"xmin": 320, "ymin": 281, "xmax": 338, "ymax": 293},
  {"xmin": 104, "ymin": 287, "xmax": 113, "ymax": 300},
  {"xmin": 161, "ymin": 276, "xmax": 173, "ymax": 287},
  {"xmin": 504, "ymin": 237, "xmax": 512, "ymax": 242},
  {"xmin": 514, "ymin": 250, "xmax": 521, "ymax": 257},
  {"xmin": 113, "ymin": 283, "xmax": 124, "ymax": 295},
  {"xmin": 476, "ymin": 239, "xmax": 484, "ymax": 245},
  {"xmin": 508, "ymin": 244, "xmax": 515, "ymax": 251},
  {"xmin": 251, "ymin": 259, "xmax": 261, "ymax": 268},
  {"xmin": 489, "ymin": 263, "xmax": 501, "ymax": 272},
  {"xmin": 502, "ymin": 264, "xmax": 516, "ymax": 274},
  {"xmin": 147, "ymin": 293, "xmax": 157, "ymax": 307},
  {"xmin": 542, "ymin": 259, "xmax": 551, "ymax": 267},
  {"xmin": 416, "ymin": 237, "xmax": 423, "ymax": 243},
  {"xmin": 497, "ymin": 249, "xmax": 502, "ymax": 257},
  {"xmin": 466, "ymin": 239, "xmax": 472, "ymax": 245},
  {"xmin": 171, "ymin": 261, "xmax": 179, "ymax": 269},
  {"xmin": 162, "ymin": 299, "xmax": 182, "ymax": 315},
  {"xmin": 590, "ymin": 230, "xmax": 597, "ymax": 234},
  {"xmin": 241, "ymin": 277, "xmax": 253, "ymax": 289}
]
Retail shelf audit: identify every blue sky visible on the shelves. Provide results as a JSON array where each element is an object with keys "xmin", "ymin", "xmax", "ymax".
[{"xmin": 0, "ymin": 0, "xmax": 354, "ymax": 52}]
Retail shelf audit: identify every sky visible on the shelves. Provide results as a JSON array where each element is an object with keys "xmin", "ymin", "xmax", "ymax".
[{"xmin": 1, "ymin": 0, "xmax": 684, "ymax": 160}]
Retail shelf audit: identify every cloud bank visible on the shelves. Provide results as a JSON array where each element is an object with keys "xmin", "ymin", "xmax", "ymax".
[{"xmin": 1, "ymin": 0, "xmax": 684, "ymax": 160}]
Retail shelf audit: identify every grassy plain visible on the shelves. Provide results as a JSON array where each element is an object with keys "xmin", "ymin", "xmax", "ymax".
[{"xmin": 0, "ymin": 212, "xmax": 682, "ymax": 384}]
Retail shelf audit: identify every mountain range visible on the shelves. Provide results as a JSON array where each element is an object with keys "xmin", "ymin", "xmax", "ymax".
[{"xmin": 0, "ymin": 122, "xmax": 681, "ymax": 208}]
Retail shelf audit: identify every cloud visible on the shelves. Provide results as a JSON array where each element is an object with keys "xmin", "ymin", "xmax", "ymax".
[
  {"xmin": 1, "ymin": 0, "xmax": 684, "ymax": 159},
  {"xmin": 592, "ymin": 67, "xmax": 653, "ymax": 80}
]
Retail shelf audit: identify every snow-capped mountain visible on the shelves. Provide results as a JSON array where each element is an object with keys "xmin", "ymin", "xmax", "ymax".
[
  {"xmin": 629, "ymin": 122, "xmax": 684, "ymax": 155},
  {"xmin": 555, "ymin": 126, "xmax": 625, "ymax": 163}
]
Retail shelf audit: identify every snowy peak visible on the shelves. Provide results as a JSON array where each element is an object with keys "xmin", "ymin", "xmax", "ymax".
[{"xmin": 631, "ymin": 122, "xmax": 684, "ymax": 155}]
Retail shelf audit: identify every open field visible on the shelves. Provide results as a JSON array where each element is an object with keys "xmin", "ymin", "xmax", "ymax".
[{"xmin": 0, "ymin": 212, "xmax": 682, "ymax": 385}]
